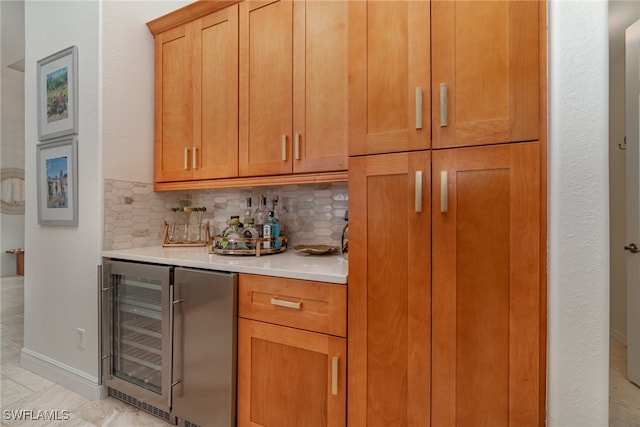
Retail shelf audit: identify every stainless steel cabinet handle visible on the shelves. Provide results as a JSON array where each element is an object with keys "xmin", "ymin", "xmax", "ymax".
[
  {"xmin": 281, "ymin": 134, "xmax": 287, "ymax": 161},
  {"xmin": 192, "ymin": 147, "xmax": 197, "ymax": 170},
  {"xmin": 183, "ymin": 148, "xmax": 189, "ymax": 170},
  {"xmin": 270, "ymin": 298, "xmax": 301, "ymax": 310},
  {"xmin": 440, "ymin": 83, "xmax": 448, "ymax": 127},
  {"xmin": 415, "ymin": 87, "xmax": 423, "ymax": 130},
  {"xmin": 331, "ymin": 356, "xmax": 339, "ymax": 395},
  {"xmin": 441, "ymin": 170, "xmax": 449, "ymax": 213},
  {"xmin": 415, "ymin": 171, "xmax": 423, "ymax": 213},
  {"xmin": 294, "ymin": 133, "xmax": 301, "ymax": 160},
  {"xmin": 173, "ymin": 298, "xmax": 184, "ymax": 305},
  {"xmin": 172, "ymin": 379, "xmax": 182, "ymax": 387}
]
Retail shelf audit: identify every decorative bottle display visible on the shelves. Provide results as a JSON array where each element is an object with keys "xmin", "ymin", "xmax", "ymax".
[
  {"xmin": 263, "ymin": 211, "xmax": 280, "ymax": 249},
  {"xmin": 254, "ymin": 195, "xmax": 268, "ymax": 237}
]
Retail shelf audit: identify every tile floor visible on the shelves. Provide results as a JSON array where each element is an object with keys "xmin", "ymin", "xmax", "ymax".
[
  {"xmin": 3, "ymin": 275, "xmax": 640, "ymax": 426},
  {"xmin": 0, "ymin": 276, "xmax": 169, "ymax": 426}
]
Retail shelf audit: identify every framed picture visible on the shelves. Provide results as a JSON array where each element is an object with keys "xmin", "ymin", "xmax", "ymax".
[
  {"xmin": 37, "ymin": 46, "xmax": 78, "ymax": 141},
  {"xmin": 37, "ymin": 136, "xmax": 78, "ymax": 226}
]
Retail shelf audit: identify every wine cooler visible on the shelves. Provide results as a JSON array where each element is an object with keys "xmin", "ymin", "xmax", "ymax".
[{"xmin": 101, "ymin": 259, "xmax": 237, "ymax": 426}]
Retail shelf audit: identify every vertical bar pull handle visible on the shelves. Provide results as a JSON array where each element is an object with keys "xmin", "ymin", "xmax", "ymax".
[
  {"xmin": 331, "ymin": 356, "xmax": 339, "ymax": 395},
  {"xmin": 184, "ymin": 147, "xmax": 189, "ymax": 170},
  {"xmin": 415, "ymin": 87, "xmax": 423, "ymax": 129},
  {"xmin": 192, "ymin": 147, "xmax": 197, "ymax": 170},
  {"xmin": 294, "ymin": 133, "xmax": 301, "ymax": 160},
  {"xmin": 441, "ymin": 170, "xmax": 449, "ymax": 213},
  {"xmin": 415, "ymin": 171, "xmax": 423, "ymax": 213},
  {"xmin": 281, "ymin": 134, "xmax": 287, "ymax": 161},
  {"xmin": 440, "ymin": 83, "xmax": 448, "ymax": 127}
]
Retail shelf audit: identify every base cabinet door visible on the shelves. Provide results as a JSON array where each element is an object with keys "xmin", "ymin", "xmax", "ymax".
[
  {"xmin": 431, "ymin": 142, "xmax": 542, "ymax": 427},
  {"xmin": 348, "ymin": 151, "xmax": 431, "ymax": 427},
  {"xmin": 237, "ymin": 318, "xmax": 346, "ymax": 427}
]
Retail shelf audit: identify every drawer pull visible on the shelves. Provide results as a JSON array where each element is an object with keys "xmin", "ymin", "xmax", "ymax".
[
  {"xmin": 331, "ymin": 356, "xmax": 339, "ymax": 395},
  {"xmin": 270, "ymin": 298, "xmax": 301, "ymax": 310}
]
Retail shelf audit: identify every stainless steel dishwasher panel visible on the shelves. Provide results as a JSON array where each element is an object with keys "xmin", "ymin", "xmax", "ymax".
[{"xmin": 171, "ymin": 268, "xmax": 238, "ymax": 427}]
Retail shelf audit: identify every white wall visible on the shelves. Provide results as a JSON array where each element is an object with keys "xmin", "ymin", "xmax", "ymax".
[
  {"xmin": 23, "ymin": 0, "xmax": 102, "ymax": 397},
  {"xmin": 609, "ymin": 2, "xmax": 640, "ymax": 344},
  {"xmin": 22, "ymin": 0, "xmax": 190, "ymax": 400},
  {"xmin": 1, "ymin": 0, "xmax": 25, "ymax": 277},
  {"xmin": 102, "ymin": 0, "xmax": 189, "ymax": 183},
  {"xmin": 548, "ymin": 1, "xmax": 610, "ymax": 426}
]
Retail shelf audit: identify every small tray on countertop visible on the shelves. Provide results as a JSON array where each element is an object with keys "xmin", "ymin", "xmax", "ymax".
[{"xmin": 294, "ymin": 244, "xmax": 340, "ymax": 255}]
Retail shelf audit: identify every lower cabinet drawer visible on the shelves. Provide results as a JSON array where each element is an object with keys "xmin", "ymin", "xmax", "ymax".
[{"xmin": 238, "ymin": 273, "xmax": 347, "ymax": 337}]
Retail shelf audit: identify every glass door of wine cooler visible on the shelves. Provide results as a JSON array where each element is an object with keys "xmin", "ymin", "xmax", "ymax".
[{"xmin": 102, "ymin": 260, "xmax": 172, "ymax": 412}]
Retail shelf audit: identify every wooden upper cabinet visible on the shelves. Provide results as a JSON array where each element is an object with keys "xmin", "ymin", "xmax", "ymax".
[
  {"xmin": 153, "ymin": 5, "xmax": 238, "ymax": 183},
  {"xmin": 348, "ymin": 1, "xmax": 431, "ymax": 156},
  {"xmin": 431, "ymin": 1, "xmax": 540, "ymax": 149},
  {"xmin": 293, "ymin": 0, "xmax": 348, "ymax": 173},
  {"xmin": 431, "ymin": 142, "xmax": 542, "ymax": 426},
  {"xmin": 239, "ymin": 0, "xmax": 293, "ymax": 177},
  {"xmin": 196, "ymin": 7, "xmax": 239, "ymax": 179},
  {"xmin": 348, "ymin": 151, "xmax": 431, "ymax": 427},
  {"xmin": 154, "ymin": 25, "xmax": 193, "ymax": 183},
  {"xmin": 240, "ymin": 0, "xmax": 348, "ymax": 177}
]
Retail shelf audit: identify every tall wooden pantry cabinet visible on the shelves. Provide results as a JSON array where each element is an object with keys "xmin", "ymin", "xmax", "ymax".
[{"xmin": 348, "ymin": 1, "xmax": 547, "ymax": 426}]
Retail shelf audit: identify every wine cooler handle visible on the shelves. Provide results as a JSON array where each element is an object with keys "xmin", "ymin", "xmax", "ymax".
[{"xmin": 169, "ymin": 284, "xmax": 175, "ymax": 408}]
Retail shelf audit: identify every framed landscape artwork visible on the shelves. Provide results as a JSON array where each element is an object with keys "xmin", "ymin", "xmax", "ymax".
[
  {"xmin": 37, "ymin": 137, "xmax": 78, "ymax": 226},
  {"xmin": 37, "ymin": 46, "xmax": 78, "ymax": 141}
]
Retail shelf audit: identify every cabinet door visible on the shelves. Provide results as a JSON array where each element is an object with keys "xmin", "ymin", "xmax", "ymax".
[
  {"xmin": 348, "ymin": 151, "xmax": 431, "ymax": 426},
  {"xmin": 154, "ymin": 25, "xmax": 194, "ymax": 183},
  {"xmin": 431, "ymin": 142, "xmax": 542, "ymax": 426},
  {"xmin": 432, "ymin": 1, "xmax": 540, "ymax": 148},
  {"xmin": 237, "ymin": 318, "xmax": 346, "ymax": 427},
  {"xmin": 194, "ymin": 6, "xmax": 239, "ymax": 180},
  {"xmin": 348, "ymin": 1, "xmax": 430, "ymax": 156},
  {"xmin": 292, "ymin": 0, "xmax": 348, "ymax": 173},
  {"xmin": 239, "ymin": 0, "xmax": 293, "ymax": 177}
]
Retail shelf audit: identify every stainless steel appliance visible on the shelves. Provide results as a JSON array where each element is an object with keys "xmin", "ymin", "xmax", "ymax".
[{"xmin": 101, "ymin": 259, "xmax": 237, "ymax": 427}]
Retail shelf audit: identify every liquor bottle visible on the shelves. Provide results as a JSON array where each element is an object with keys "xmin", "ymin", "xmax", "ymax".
[
  {"xmin": 254, "ymin": 194, "xmax": 268, "ymax": 237},
  {"xmin": 220, "ymin": 216, "xmax": 242, "ymax": 250},
  {"xmin": 264, "ymin": 211, "xmax": 281, "ymax": 249},
  {"xmin": 272, "ymin": 197, "xmax": 284, "ymax": 237},
  {"xmin": 241, "ymin": 218, "xmax": 260, "ymax": 249},
  {"xmin": 243, "ymin": 197, "xmax": 253, "ymax": 227}
]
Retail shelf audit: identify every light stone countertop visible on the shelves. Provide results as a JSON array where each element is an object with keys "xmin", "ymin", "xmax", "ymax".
[{"xmin": 102, "ymin": 246, "xmax": 348, "ymax": 284}]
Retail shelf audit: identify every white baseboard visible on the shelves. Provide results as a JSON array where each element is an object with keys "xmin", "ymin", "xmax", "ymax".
[
  {"xmin": 610, "ymin": 328, "xmax": 627, "ymax": 346},
  {"xmin": 20, "ymin": 347, "xmax": 107, "ymax": 401}
]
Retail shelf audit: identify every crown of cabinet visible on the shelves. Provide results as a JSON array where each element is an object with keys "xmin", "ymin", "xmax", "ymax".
[{"xmin": 147, "ymin": 1, "xmax": 241, "ymax": 35}]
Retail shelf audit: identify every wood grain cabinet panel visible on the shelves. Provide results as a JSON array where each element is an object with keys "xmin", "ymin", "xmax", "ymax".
[
  {"xmin": 432, "ymin": 1, "xmax": 540, "ymax": 148},
  {"xmin": 431, "ymin": 142, "xmax": 542, "ymax": 427},
  {"xmin": 348, "ymin": 0, "xmax": 430, "ymax": 156},
  {"xmin": 348, "ymin": 151, "xmax": 431, "ymax": 427},
  {"xmin": 152, "ymin": 5, "xmax": 238, "ymax": 183},
  {"xmin": 238, "ymin": 273, "xmax": 347, "ymax": 427},
  {"xmin": 240, "ymin": 0, "xmax": 348, "ymax": 177}
]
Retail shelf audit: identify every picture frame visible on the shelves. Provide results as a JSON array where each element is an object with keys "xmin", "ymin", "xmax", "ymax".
[
  {"xmin": 37, "ymin": 136, "xmax": 78, "ymax": 226},
  {"xmin": 37, "ymin": 45, "xmax": 78, "ymax": 141}
]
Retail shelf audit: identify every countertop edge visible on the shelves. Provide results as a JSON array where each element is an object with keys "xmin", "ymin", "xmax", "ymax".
[{"xmin": 101, "ymin": 247, "xmax": 348, "ymax": 285}]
